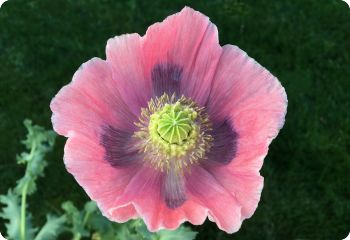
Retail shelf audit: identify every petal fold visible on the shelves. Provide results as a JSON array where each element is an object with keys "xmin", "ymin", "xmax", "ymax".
[{"xmin": 186, "ymin": 167, "xmax": 242, "ymax": 233}]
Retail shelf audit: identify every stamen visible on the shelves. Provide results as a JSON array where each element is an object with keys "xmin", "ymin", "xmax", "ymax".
[{"xmin": 134, "ymin": 93, "xmax": 213, "ymax": 172}]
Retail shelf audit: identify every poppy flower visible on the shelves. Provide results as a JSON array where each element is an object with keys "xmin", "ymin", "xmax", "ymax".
[{"xmin": 50, "ymin": 7, "xmax": 287, "ymax": 233}]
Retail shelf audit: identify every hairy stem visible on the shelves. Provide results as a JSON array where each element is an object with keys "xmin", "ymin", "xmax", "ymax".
[
  {"xmin": 20, "ymin": 182, "xmax": 29, "ymax": 240},
  {"xmin": 20, "ymin": 141, "xmax": 37, "ymax": 240}
]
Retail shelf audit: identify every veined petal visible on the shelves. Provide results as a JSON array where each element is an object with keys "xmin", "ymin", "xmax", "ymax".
[
  {"xmin": 162, "ymin": 168, "xmax": 187, "ymax": 209},
  {"xmin": 143, "ymin": 7, "xmax": 222, "ymax": 105},
  {"xmin": 100, "ymin": 125, "xmax": 141, "ymax": 167},
  {"xmin": 207, "ymin": 45, "xmax": 287, "ymax": 171},
  {"xmin": 205, "ymin": 166, "xmax": 264, "ymax": 220},
  {"xmin": 113, "ymin": 166, "xmax": 208, "ymax": 231},
  {"xmin": 201, "ymin": 44, "xmax": 286, "ymax": 225},
  {"xmin": 106, "ymin": 33, "xmax": 152, "ymax": 114},
  {"xmin": 50, "ymin": 58, "xmax": 137, "ymax": 139},
  {"xmin": 205, "ymin": 120, "xmax": 238, "ymax": 166},
  {"xmin": 186, "ymin": 166, "xmax": 242, "ymax": 233}
]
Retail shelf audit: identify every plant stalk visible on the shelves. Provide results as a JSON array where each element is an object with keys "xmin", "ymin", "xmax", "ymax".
[
  {"xmin": 20, "ymin": 141, "xmax": 37, "ymax": 240},
  {"xmin": 20, "ymin": 182, "xmax": 29, "ymax": 240}
]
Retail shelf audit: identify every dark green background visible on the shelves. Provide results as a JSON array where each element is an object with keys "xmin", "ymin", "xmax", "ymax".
[{"xmin": 1, "ymin": 0, "xmax": 349, "ymax": 239}]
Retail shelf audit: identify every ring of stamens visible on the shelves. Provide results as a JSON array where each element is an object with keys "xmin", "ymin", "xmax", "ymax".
[{"xmin": 134, "ymin": 93, "xmax": 213, "ymax": 172}]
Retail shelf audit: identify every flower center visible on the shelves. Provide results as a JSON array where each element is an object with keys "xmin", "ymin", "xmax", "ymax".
[
  {"xmin": 148, "ymin": 101, "xmax": 199, "ymax": 158},
  {"xmin": 155, "ymin": 103, "xmax": 193, "ymax": 144},
  {"xmin": 134, "ymin": 93, "xmax": 213, "ymax": 172}
]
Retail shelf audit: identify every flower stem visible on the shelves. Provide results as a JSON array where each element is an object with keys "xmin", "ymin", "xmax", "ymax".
[
  {"xmin": 73, "ymin": 233, "xmax": 81, "ymax": 240},
  {"xmin": 82, "ymin": 211, "xmax": 91, "ymax": 226},
  {"xmin": 20, "ymin": 182, "xmax": 29, "ymax": 240},
  {"xmin": 20, "ymin": 141, "xmax": 37, "ymax": 240}
]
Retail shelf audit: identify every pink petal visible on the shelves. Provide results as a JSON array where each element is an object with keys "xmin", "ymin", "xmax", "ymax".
[
  {"xmin": 202, "ymin": 44, "xmax": 286, "ymax": 226},
  {"xmin": 207, "ymin": 45, "xmax": 287, "ymax": 171},
  {"xmin": 207, "ymin": 167, "xmax": 264, "ymax": 220},
  {"xmin": 50, "ymin": 58, "xmax": 137, "ymax": 138},
  {"xmin": 108, "ymin": 203, "xmax": 138, "ymax": 222},
  {"xmin": 186, "ymin": 166, "xmax": 243, "ymax": 233},
  {"xmin": 142, "ymin": 7, "xmax": 222, "ymax": 106},
  {"xmin": 106, "ymin": 33, "xmax": 152, "ymax": 114},
  {"xmin": 113, "ymin": 166, "xmax": 208, "ymax": 231},
  {"xmin": 63, "ymin": 132, "xmax": 139, "ymax": 221}
]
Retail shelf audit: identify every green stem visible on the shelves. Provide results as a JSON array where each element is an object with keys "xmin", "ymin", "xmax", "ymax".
[
  {"xmin": 71, "ymin": 211, "xmax": 91, "ymax": 240},
  {"xmin": 20, "ymin": 182, "xmax": 29, "ymax": 240},
  {"xmin": 73, "ymin": 233, "xmax": 81, "ymax": 240},
  {"xmin": 27, "ymin": 141, "xmax": 37, "ymax": 162},
  {"xmin": 82, "ymin": 211, "xmax": 91, "ymax": 226},
  {"xmin": 20, "ymin": 141, "xmax": 37, "ymax": 240}
]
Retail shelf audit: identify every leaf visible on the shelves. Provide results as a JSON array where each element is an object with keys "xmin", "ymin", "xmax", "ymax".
[
  {"xmin": 115, "ymin": 224, "xmax": 140, "ymax": 240},
  {"xmin": 14, "ymin": 119, "xmax": 56, "ymax": 196},
  {"xmin": 132, "ymin": 219, "xmax": 153, "ymax": 240},
  {"xmin": 61, "ymin": 201, "xmax": 89, "ymax": 237},
  {"xmin": 88, "ymin": 210, "xmax": 116, "ymax": 239},
  {"xmin": 0, "ymin": 190, "xmax": 36, "ymax": 240},
  {"xmin": 34, "ymin": 214, "xmax": 66, "ymax": 240},
  {"xmin": 83, "ymin": 201, "xmax": 97, "ymax": 220},
  {"xmin": 119, "ymin": 219, "xmax": 197, "ymax": 240},
  {"xmin": 62, "ymin": 200, "xmax": 123, "ymax": 239},
  {"xmin": 156, "ymin": 226, "xmax": 197, "ymax": 240}
]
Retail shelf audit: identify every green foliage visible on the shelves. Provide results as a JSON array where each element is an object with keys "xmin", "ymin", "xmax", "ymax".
[
  {"xmin": 15, "ymin": 119, "xmax": 56, "ymax": 196},
  {"xmin": 61, "ymin": 201, "xmax": 91, "ymax": 238},
  {"xmin": 131, "ymin": 220, "xmax": 197, "ymax": 240},
  {"xmin": 33, "ymin": 215, "xmax": 66, "ymax": 240},
  {"xmin": 0, "ymin": 120, "xmax": 55, "ymax": 240},
  {"xmin": 157, "ymin": 227, "xmax": 198, "ymax": 240},
  {"xmin": 0, "ymin": 190, "xmax": 36, "ymax": 240}
]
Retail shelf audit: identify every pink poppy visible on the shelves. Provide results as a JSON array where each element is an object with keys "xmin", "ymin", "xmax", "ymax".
[{"xmin": 50, "ymin": 7, "xmax": 287, "ymax": 233}]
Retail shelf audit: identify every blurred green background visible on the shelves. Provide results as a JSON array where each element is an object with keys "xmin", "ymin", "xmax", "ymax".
[{"xmin": 0, "ymin": 0, "xmax": 349, "ymax": 239}]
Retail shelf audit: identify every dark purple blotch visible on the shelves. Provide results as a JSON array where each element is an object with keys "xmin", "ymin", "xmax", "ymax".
[
  {"xmin": 151, "ymin": 63, "xmax": 183, "ymax": 97},
  {"xmin": 162, "ymin": 169, "xmax": 187, "ymax": 209},
  {"xmin": 205, "ymin": 120, "xmax": 238, "ymax": 166},
  {"xmin": 100, "ymin": 125, "xmax": 140, "ymax": 167}
]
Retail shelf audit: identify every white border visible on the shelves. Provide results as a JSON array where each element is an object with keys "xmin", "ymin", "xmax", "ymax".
[
  {"xmin": 0, "ymin": 0, "xmax": 8, "ymax": 8},
  {"xmin": 342, "ymin": 0, "xmax": 350, "ymax": 7},
  {"xmin": 0, "ymin": 232, "xmax": 7, "ymax": 240}
]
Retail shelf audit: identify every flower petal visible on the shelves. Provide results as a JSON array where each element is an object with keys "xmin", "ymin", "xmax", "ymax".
[
  {"xmin": 108, "ymin": 203, "xmax": 138, "ymax": 222},
  {"xmin": 113, "ymin": 166, "xmax": 207, "ymax": 231},
  {"xmin": 162, "ymin": 168, "xmax": 187, "ymax": 209},
  {"xmin": 100, "ymin": 125, "xmax": 140, "ymax": 167},
  {"xmin": 207, "ymin": 45, "xmax": 287, "ymax": 170},
  {"xmin": 186, "ymin": 166, "xmax": 242, "ymax": 233},
  {"xmin": 151, "ymin": 63, "xmax": 183, "ymax": 97},
  {"xmin": 205, "ymin": 166, "xmax": 264, "ymax": 220},
  {"xmin": 205, "ymin": 120, "xmax": 238, "ymax": 166},
  {"xmin": 143, "ymin": 7, "xmax": 222, "ymax": 105},
  {"xmin": 63, "ymin": 133, "xmax": 139, "ymax": 222},
  {"xmin": 50, "ymin": 58, "xmax": 137, "ymax": 139},
  {"xmin": 106, "ymin": 33, "xmax": 151, "ymax": 114}
]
